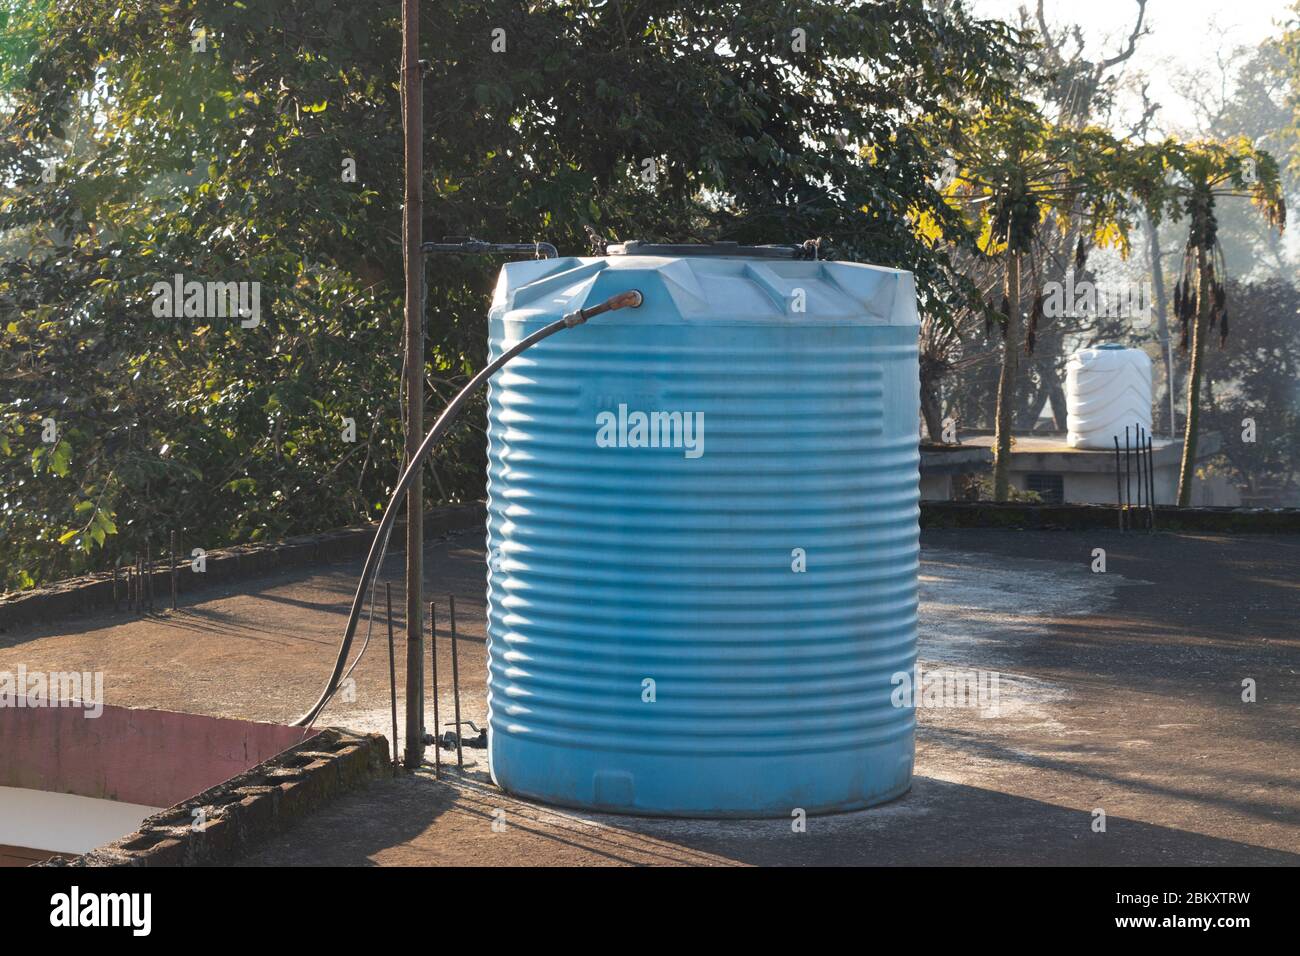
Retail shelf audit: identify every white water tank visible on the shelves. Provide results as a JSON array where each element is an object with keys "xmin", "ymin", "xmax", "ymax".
[{"xmin": 1066, "ymin": 345, "xmax": 1152, "ymax": 449}]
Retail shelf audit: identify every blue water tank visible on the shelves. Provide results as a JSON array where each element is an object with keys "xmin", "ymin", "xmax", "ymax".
[{"xmin": 484, "ymin": 249, "xmax": 919, "ymax": 817}]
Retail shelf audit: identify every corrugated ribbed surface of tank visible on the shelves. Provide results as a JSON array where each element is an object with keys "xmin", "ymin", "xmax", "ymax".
[
  {"xmin": 485, "ymin": 254, "xmax": 919, "ymax": 816},
  {"xmin": 1066, "ymin": 345, "xmax": 1153, "ymax": 449}
]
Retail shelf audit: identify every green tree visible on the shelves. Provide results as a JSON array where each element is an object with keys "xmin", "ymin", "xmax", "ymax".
[
  {"xmin": 0, "ymin": 0, "xmax": 1025, "ymax": 589},
  {"xmin": 1201, "ymin": 278, "xmax": 1300, "ymax": 504},
  {"xmin": 1150, "ymin": 140, "xmax": 1286, "ymax": 505},
  {"xmin": 1266, "ymin": 1, "xmax": 1300, "ymax": 224}
]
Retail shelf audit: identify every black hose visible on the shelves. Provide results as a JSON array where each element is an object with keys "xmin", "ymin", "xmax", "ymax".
[{"xmin": 293, "ymin": 289, "xmax": 643, "ymax": 727}]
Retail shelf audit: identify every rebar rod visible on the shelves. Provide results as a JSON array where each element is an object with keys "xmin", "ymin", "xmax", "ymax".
[
  {"xmin": 422, "ymin": 238, "xmax": 558, "ymax": 259},
  {"xmin": 430, "ymin": 601, "xmax": 440, "ymax": 778},
  {"xmin": 449, "ymin": 593, "xmax": 463, "ymax": 769},
  {"xmin": 1147, "ymin": 435, "xmax": 1157, "ymax": 530},
  {"xmin": 1125, "ymin": 425, "xmax": 1132, "ymax": 517},
  {"xmin": 386, "ymin": 583, "xmax": 400, "ymax": 769},
  {"xmin": 1114, "ymin": 436, "xmax": 1124, "ymax": 531},
  {"xmin": 1137, "ymin": 424, "xmax": 1147, "ymax": 525},
  {"xmin": 170, "ymin": 530, "xmax": 178, "ymax": 610}
]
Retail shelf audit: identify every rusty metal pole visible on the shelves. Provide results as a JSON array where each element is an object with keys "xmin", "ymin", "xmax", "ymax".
[{"xmin": 401, "ymin": 0, "xmax": 425, "ymax": 770}]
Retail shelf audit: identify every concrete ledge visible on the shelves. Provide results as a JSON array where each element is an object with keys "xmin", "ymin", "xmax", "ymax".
[
  {"xmin": 0, "ymin": 503, "xmax": 485, "ymax": 630},
  {"xmin": 920, "ymin": 443, "xmax": 994, "ymax": 476},
  {"xmin": 921, "ymin": 501, "xmax": 1300, "ymax": 533},
  {"xmin": 38, "ymin": 727, "xmax": 391, "ymax": 867}
]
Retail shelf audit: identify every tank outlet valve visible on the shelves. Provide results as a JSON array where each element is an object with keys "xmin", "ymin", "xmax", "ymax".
[{"xmin": 439, "ymin": 721, "xmax": 488, "ymax": 750}]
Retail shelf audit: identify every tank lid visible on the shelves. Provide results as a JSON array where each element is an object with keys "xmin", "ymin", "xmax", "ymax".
[{"xmin": 605, "ymin": 240, "xmax": 821, "ymax": 260}]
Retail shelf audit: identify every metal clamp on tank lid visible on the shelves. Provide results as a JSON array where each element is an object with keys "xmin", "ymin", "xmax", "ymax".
[{"xmin": 562, "ymin": 289, "xmax": 644, "ymax": 327}]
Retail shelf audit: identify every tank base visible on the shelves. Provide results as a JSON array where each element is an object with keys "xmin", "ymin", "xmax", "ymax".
[{"xmin": 488, "ymin": 732, "xmax": 914, "ymax": 819}]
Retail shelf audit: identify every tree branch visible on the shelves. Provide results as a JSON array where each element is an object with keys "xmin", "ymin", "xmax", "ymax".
[{"xmin": 1097, "ymin": 0, "xmax": 1150, "ymax": 71}]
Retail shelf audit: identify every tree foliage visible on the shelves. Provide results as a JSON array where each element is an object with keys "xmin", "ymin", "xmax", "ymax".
[
  {"xmin": 1201, "ymin": 278, "xmax": 1300, "ymax": 502},
  {"xmin": 1, "ymin": 0, "xmax": 1025, "ymax": 589}
]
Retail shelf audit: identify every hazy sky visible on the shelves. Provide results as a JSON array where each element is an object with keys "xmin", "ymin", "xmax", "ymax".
[{"xmin": 969, "ymin": 0, "xmax": 1295, "ymax": 134}]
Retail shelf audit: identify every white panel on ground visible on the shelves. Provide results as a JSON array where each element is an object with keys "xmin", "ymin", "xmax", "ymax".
[{"xmin": 0, "ymin": 786, "xmax": 163, "ymax": 854}]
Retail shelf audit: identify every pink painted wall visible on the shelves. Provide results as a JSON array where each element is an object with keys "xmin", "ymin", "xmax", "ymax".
[{"xmin": 0, "ymin": 701, "xmax": 314, "ymax": 807}]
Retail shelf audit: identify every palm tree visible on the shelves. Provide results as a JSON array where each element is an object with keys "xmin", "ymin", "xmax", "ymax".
[
  {"xmin": 945, "ymin": 108, "xmax": 1145, "ymax": 499},
  {"xmin": 1151, "ymin": 140, "xmax": 1286, "ymax": 505}
]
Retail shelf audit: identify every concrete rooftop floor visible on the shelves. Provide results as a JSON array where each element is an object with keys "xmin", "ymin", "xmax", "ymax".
[{"xmin": 1, "ymin": 528, "xmax": 1296, "ymax": 866}]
